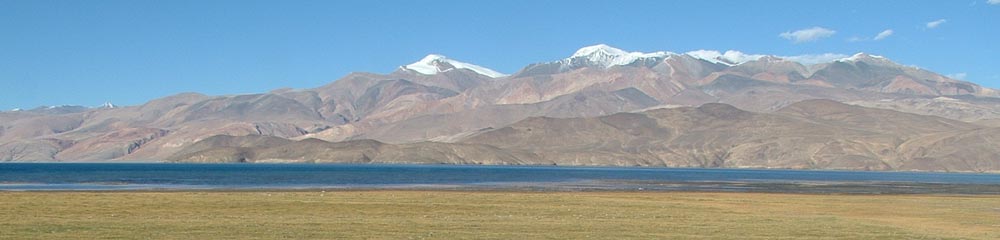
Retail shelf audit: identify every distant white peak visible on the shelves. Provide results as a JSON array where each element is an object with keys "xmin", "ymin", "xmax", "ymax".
[
  {"xmin": 757, "ymin": 55, "xmax": 786, "ymax": 62},
  {"xmin": 684, "ymin": 50, "xmax": 721, "ymax": 63},
  {"xmin": 10, "ymin": 108, "xmax": 22, "ymax": 112},
  {"xmin": 100, "ymin": 101, "xmax": 116, "ymax": 109},
  {"xmin": 722, "ymin": 50, "xmax": 769, "ymax": 64},
  {"xmin": 401, "ymin": 54, "xmax": 508, "ymax": 78},
  {"xmin": 780, "ymin": 53, "xmax": 850, "ymax": 65},
  {"xmin": 567, "ymin": 44, "xmax": 673, "ymax": 68},
  {"xmin": 837, "ymin": 52, "xmax": 887, "ymax": 62},
  {"xmin": 685, "ymin": 50, "xmax": 767, "ymax": 66},
  {"xmin": 571, "ymin": 44, "xmax": 629, "ymax": 58},
  {"xmin": 43, "ymin": 105, "xmax": 77, "ymax": 110}
]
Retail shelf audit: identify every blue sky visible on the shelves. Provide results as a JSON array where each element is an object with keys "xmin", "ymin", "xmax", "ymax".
[{"xmin": 1, "ymin": 0, "xmax": 998, "ymax": 110}]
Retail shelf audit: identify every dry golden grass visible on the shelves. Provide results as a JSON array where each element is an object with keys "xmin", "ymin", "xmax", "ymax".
[{"xmin": 0, "ymin": 191, "xmax": 998, "ymax": 239}]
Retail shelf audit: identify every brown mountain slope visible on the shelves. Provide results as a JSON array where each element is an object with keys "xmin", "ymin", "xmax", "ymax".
[
  {"xmin": 776, "ymin": 99, "xmax": 979, "ymax": 135},
  {"xmin": 167, "ymin": 101, "xmax": 998, "ymax": 172},
  {"xmin": 471, "ymin": 101, "xmax": 993, "ymax": 172},
  {"xmin": 462, "ymin": 102, "xmax": 896, "ymax": 169},
  {"xmin": 847, "ymin": 96, "xmax": 1000, "ymax": 122},
  {"xmin": 896, "ymin": 128, "xmax": 1000, "ymax": 171},
  {"xmin": 0, "ymin": 68, "xmax": 495, "ymax": 161},
  {"xmin": 335, "ymin": 87, "xmax": 662, "ymax": 143}
]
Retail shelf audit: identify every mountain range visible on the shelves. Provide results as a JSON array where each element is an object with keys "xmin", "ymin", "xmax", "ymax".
[{"xmin": 3, "ymin": 44, "xmax": 999, "ymax": 172}]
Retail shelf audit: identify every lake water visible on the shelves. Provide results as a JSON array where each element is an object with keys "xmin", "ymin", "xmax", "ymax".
[{"xmin": 2, "ymin": 163, "xmax": 1000, "ymax": 194}]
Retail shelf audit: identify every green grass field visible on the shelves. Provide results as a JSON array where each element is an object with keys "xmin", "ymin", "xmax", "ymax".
[{"xmin": 1, "ymin": 191, "xmax": 998, "ymax": 239}]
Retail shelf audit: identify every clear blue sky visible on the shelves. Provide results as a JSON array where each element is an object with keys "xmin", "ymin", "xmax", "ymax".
[{"xmin": 1, "ymin": 0, "xmax": 997, "ymax": 109}]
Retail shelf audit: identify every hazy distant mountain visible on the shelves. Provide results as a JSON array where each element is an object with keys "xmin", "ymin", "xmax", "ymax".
[{"xmin": 3, "ymin": 44, "xmax": 999, "ymax": 172}]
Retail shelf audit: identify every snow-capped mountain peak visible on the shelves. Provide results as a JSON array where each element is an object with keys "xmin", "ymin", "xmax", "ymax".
[
  {"xmin": 99, "ymin": 101, "xmax": 116, "ymax": 109},
  {"xmin": 564, "ymin": 44, "xmax": 674, "ymax": 68},
  {"xmin": 684, "ymin": 50, "xmax": 768, "ymax": 66},
  {"xmin": 571, "ymin": 44, "xmax": 630, "ymax": 58},
  {"xmin": 834, "ymin": 52, "xmax": 904, "ymax": 68},
  {"xmin": 400, "ymin": 54, "xmax": 508, "ymax": 78},
  {"xmin": 838, "ymin": 52, "xmax": 887, "ymax": 62}
]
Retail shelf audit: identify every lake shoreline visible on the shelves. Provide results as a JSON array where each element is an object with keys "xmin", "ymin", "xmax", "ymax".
[
  {"xmin": 5, "ymin": 161, "xmax": 1000, "ymax": 174},
  {"xmin": 4, "ymin": 163, "xmax": 1000, "ymax": 193},
  {"xmin": 4, "ymin": 180, "xmax": 1000, "ymax": 195}
]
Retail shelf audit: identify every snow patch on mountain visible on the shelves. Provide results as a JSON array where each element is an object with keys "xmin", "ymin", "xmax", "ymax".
[{"xmin": 401, "ymin": 54, "xmax": 508, "ymax": 78}]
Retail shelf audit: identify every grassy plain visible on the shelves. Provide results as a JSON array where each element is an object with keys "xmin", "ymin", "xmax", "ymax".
[{"xmin": 1, "ymin": 191, "xmax": 998, "ymax": 239}]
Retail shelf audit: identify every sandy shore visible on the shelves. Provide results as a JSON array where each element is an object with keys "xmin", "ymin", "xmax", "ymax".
[{"xmin": 1, "ymin": 190, "xmax": 998, "ymax": 239}]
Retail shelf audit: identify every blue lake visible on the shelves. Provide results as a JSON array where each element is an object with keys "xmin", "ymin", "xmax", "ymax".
[{"xmin": 2, "ymin": 163, "xmax": 999, "ymax": 193}]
